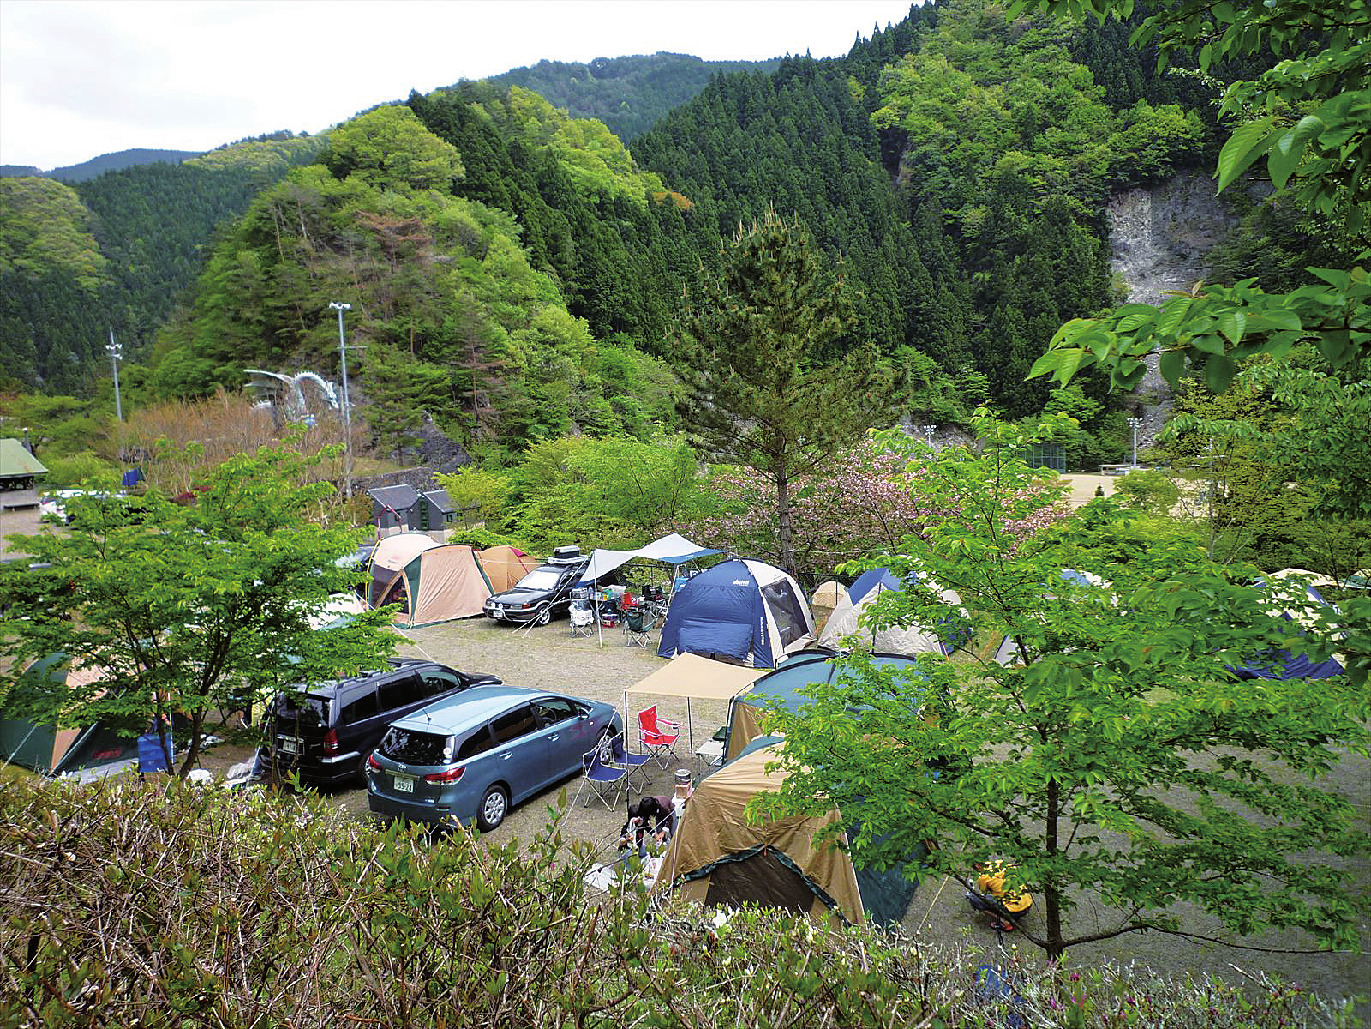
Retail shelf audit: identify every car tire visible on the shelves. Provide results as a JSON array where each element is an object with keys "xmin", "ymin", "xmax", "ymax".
[
  {"xmin": 534, "ymin": 606, "xmax": 551, "ymax": 626},
  {"xmin": 477, "ymin": 783, "xmax": 509, "ymax": 832},
  {"xmin": 357, "ymin": 753, "xmax": 372, "ymax": 784}
]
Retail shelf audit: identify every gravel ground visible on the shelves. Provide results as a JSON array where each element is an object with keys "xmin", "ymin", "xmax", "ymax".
[{"xmin": 193, "ymin": 614, "xmax": 1369, "ymax": 1012}]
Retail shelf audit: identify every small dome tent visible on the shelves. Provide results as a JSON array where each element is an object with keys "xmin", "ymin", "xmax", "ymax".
[
  {"xmin": 366, "ymin": 532, "xmax": 441, "ymax": 607},
  {"xmin": 725, "ymin": 650, "xmax": 920, "ymax": 762},
  {"xmin": 818, "ymin": 568, "xmax": 964, "ymax": 657},
  {"xmin": 654, "ymin": 739, "xmax": 924, "ymax": 927},
  {"xmin": 0, "ymin": 656, "xmax": 140, "ymax": 777},
  {"xmin": 657, "ymin": 559, "xmax": 814, "ymax": 668},
  {"xmin": 993, "ymin": 568, "xmax": 1110, "ymax": 666},
  {"xmin": 1227, "ymin": 576, "xmax": 1345, "ymax": 680},
  {"xmin": 809, "ymin": 580, "xmax": 844, "ymax": 634},
  {"xmin": 381, "ymin": 544, "xmax": 493, "ymax": 627}
]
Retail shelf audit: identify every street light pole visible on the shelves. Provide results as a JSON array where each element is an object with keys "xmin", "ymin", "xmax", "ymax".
[
  {"xmin": 1127, "ymin": 416, "xmax": 1142, "ymax": 468},
  {"xmin": 107, "ymin": 330, "xmax": 123, "ymax": 422},
  {"xmin": 330, "ymin": 302, "xmax": 353, "ymax": 499}
]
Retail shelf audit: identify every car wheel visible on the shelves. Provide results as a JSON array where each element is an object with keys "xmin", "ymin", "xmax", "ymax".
[
  {"xmin": 357, "ymin": 754, "xmax": 372, "ymax": 784},
  {"xmin": 477, "ymin": 783, "xmax": 509, "ymax": 832},
  {"xmin": 534, "ymin": 606, "xmax": 552, "ymax": 626}
]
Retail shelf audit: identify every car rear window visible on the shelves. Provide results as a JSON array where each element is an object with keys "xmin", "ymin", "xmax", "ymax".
[
  {"xmin": 378, "ymin": 727, "xmax": 453, "ymax": 765},
  {"xmin": 276, "ymin": 694, "xmax": 328, "ymax": 729}
]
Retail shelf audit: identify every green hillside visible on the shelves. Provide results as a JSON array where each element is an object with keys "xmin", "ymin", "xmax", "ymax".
[
  {"xmin": 487, "ymin": 51, "xmax": 784, "ymax": 141},
  {"xmin": 0, "ymin": 134, "xmax": 323, "ymax": 391}
]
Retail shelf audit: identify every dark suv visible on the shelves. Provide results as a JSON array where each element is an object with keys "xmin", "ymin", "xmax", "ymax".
[
  {"xmin": 483, "ymin": 545, "xmax": 591, "ymax": 625},
  {"xmin": 271, "ymin": 659, "xmax": 500, "ymax": 785}
]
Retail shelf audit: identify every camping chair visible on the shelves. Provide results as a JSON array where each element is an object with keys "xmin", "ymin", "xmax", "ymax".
[
  {"xmin": 609, "ymin": 734, "xmax": 653, "ymax": 791},
  {"xmin": 568, "ymin": 587, "xmax": 595, "ymax": 639},
  {"xmin": 622, "ymin": 603, "xmax": 661, "ymax": 647},
  {"xmin": 637, "ymin": 705, "xmax": 681, "ymax": 768},
  {"xmin": 576, "ymin": 746, "xmax": 629, "ymax": 809}
]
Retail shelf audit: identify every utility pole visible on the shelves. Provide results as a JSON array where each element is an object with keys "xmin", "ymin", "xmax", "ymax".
[
  {"xmin": 107, "ymin": 330, "xmax": 123, "ymax": 422},
  {"xmin": 1127, "ymin": 416, "xmax": 1142, "ymax": 468},
  {"xmin": 330, "ymin": 303, "xmax": 354, "ymax": 499}
]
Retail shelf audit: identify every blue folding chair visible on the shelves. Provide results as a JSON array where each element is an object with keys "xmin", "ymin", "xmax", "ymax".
[
  {"xmin": 610, "ymin": 734, "xmax": 653, "ymax": 792},
  {"xmin": 576, "ymin": 746, "xmax": 628, "ymax": 809}
]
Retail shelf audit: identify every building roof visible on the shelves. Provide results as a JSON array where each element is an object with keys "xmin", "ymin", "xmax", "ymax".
[
  {"xmin": 0, "ymin": 439, "xmax": 47, "ymax": 478},
  {"xmin": 422, "ymin": 488, "xmax": 456, "ymax": 514},
  {"xmin": 368, "ymin": 483, "xmax": 420, "ymax": 510}
]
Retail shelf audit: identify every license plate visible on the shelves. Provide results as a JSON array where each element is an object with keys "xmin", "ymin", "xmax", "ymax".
[
  {"xmin": 392, "ymin": 774, "xmax": 414, "ymax": 793},
  {"xmin": 280, "ymin": 737, "xmax": 299, "ymax": 754}
]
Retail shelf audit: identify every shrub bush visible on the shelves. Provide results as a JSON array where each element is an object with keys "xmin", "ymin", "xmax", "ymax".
[{"xmin": 0, "ymin": 778, "xmax": 1358, "ymax": 1027}]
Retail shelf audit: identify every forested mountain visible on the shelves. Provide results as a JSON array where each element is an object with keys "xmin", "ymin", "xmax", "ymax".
[
  {"xmin": 0, "ymin": 134, "xmax": 323, "ymax": 391},
  {"xmin": 149, "ymin": 105, "xmax": 682, "ymax": 455},
  {"xmin": 6, "ymin": 0, "xmax": 1277, "ymax": 444},
  {"xmin": 487, "ymin": 52, "xmax": 783, "ymax": 142},
  {"xmin": 0, "ymin": 148, "xmax": 205, "ymax": 183},
  {"xmin": 630, "ymin": 0, "xmax": 1209, "ymax": 415}
]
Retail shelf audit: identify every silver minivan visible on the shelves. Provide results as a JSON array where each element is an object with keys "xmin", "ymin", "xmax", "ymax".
[{"xmin": 366, "ymin": 685, "xmax": 623, "ymax": 831}]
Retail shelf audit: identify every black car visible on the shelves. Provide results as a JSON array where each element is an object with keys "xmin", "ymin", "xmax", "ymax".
[
  {"xmin": 271, "ymin": 658, "xmax": 500, "ymax": 786},
  {"xmin": 483, "ymin": 546, "xmax": 591, "ymax": 626}
]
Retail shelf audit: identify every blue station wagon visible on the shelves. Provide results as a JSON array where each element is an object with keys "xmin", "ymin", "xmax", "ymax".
[{"xmin": 366, "ymin": 685, "xmax": 623, "ymax": 831}]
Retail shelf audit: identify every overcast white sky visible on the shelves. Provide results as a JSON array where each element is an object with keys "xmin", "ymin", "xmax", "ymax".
[{"xmin": 1, "ymin": 0, "xmax": 917, "ymax": 170}]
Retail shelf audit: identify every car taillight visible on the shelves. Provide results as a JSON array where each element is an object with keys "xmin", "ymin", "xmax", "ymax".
[
  {"xmin": 366, "ymin": 753, "xmax": 381, "ymax": 772},
  {"xmin": 323, "ymin": 729, "xmax": 339, "ymax": 756},
  {"xmin": 423, "ymin": 766, "xmax": 465, "ymax": 784}
]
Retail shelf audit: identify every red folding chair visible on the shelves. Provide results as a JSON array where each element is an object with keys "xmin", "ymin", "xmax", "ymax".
[{"xmin": 637, "ymin": 705, "xmax": 681, "ymax": 768}]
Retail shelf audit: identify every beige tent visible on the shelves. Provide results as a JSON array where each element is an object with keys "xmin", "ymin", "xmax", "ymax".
[
  {"xmin": 368, "ymin": 532, "xmax": 441, "ymax": 607},
  {"xmin": 384, "ymin": 544, "xmax": 493, "ymax": 627},
  {"xmin": 653, "ymin": 743, "xmax": 866, "ymax": 925},
  {"xmin": 624, "ymin": 654, "xmax": 769, "ymax": 757},
  {"xmin": 478, "ymin": 545, "xmax": 540, "ymax": 593},
  {"xmin": 809, "ymin": 580, "xmax": 844, "ymax": 634}
]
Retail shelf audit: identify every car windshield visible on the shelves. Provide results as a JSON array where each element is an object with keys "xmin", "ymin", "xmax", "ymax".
[
  {"xmin": 515, "ymin": 567, "xmax": 563, "ymax": 591},
  {"xmin": 275, "ymin": 693, "xmax": 328, "ymax": 729},
  {"xmin": 378, "ymin": 727, "xmax": 453, "ymax": 765}
]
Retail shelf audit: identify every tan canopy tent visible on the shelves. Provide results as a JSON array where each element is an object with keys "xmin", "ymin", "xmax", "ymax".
[
  {"xmin": 624, "ymin": 654, "xmax": 769, "ymax": 758},
  {"xmin": 384, "ymin": 544, "xmax": 493, "ymax": 627},
  {"xmin": 478, "ymin": 545, "xmax": 540, "ymax": 593},
  {"xmin": 653, "ymin": 743, "xmax": 865, "ymax": 926}
]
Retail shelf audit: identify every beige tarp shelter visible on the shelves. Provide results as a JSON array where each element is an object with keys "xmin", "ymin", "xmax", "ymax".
[
  {"xmin": 368, "ymin": 532, "xmax": 441, "ymax": 607},
  {"xmin": 810, "ymin": 580, "xmax": 844, "ymax": 634},
  {"xmin": 624, "ymin": 654, "xmax": 769, "ymax": 757},
  {"xmin": 384, "ymin": 545, "xmax": 493, "ymax": 627},
  {"xmin": 653, "ymin": 743, "xmax": 865, "ymax": 925},
  {"xmin": 477, "ymin": 545, "xmax": 540, "ymax": 593}
]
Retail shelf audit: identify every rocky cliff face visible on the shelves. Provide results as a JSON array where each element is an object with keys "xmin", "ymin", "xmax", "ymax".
[{"xmin": 1107, "ymin": 172, "xmax": 1239, "ymax": 446}]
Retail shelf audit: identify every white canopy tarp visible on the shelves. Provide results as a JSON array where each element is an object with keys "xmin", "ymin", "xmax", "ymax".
[{"xmin": 581, "ymin": 532, "xmax": 718, "ymax": 583}]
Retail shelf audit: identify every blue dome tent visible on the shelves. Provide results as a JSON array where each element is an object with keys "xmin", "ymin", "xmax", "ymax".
[{"xmin": 657, "ymin": 559, "xmax": 814, "ymax": 668}]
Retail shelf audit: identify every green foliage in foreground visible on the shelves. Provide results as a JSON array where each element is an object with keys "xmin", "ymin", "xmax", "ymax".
[
  {"xmin": 0, "ymin": 777, "xmax": 1360, "ymax": 1027},
  {"xmin": 758, "ymin": 423, "xmax": 1370, "ymax": 961}
]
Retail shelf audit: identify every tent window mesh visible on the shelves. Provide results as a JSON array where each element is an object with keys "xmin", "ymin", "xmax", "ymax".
[{"xmin": 760, "ymin": 581, "xmax": 808, "ymax": 646}]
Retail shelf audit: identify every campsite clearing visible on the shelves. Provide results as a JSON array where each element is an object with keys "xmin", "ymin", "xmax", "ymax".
[{"xmin": 183, "ymin": 613, "xmax": 1370, "ymax": 1014}]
